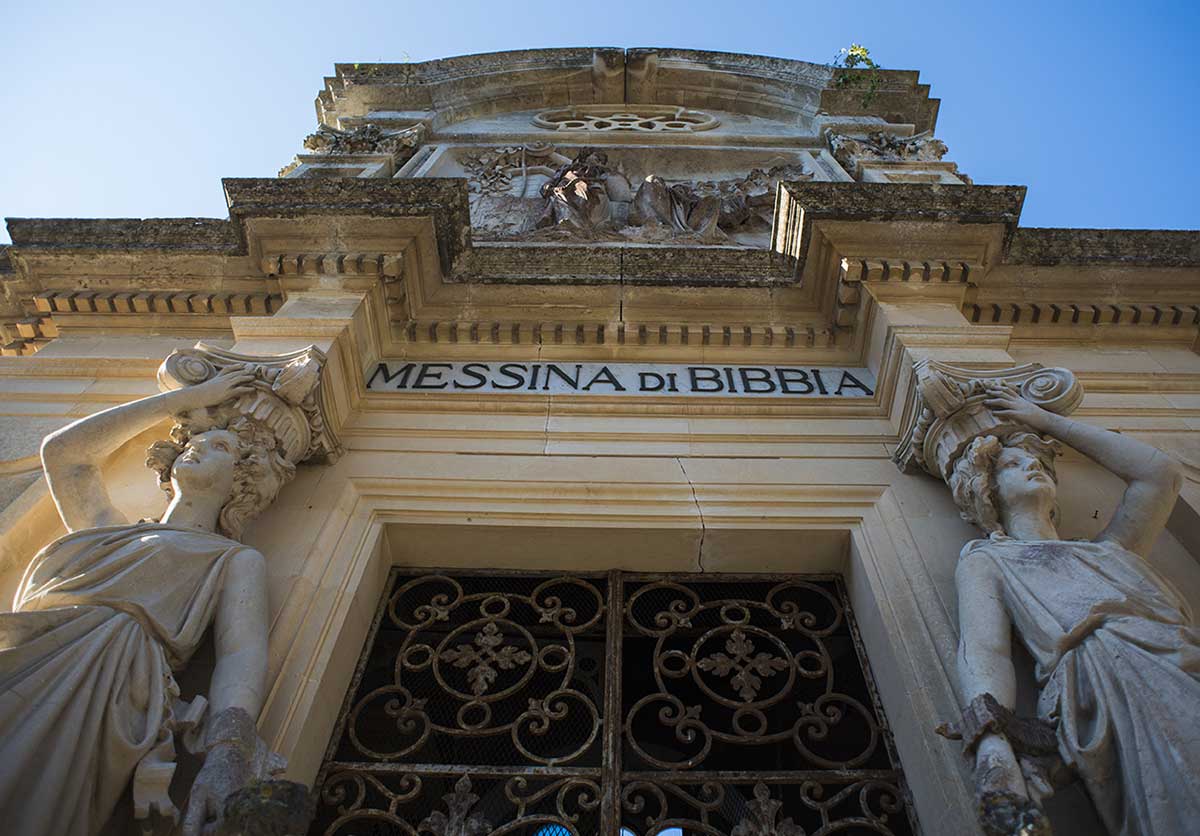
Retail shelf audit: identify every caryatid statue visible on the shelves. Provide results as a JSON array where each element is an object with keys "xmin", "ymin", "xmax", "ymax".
[
  {"xmin": 0, "ymin": 344, "xmax": 338, "ymax": 836},
  {"xmin": 896, "ymin": 361, "xmax": 1200, "ymax": 836}
]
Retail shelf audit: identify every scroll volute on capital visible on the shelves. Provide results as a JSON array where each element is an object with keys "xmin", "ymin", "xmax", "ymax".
[{"xmin": 895, "ymin": 361, "xmax": 1083, "ymax": 480}]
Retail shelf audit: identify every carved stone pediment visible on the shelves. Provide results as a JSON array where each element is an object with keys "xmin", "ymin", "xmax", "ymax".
[{"xmin": 894, "ymin": 360, "xmax": 1082, "ymax": 478}]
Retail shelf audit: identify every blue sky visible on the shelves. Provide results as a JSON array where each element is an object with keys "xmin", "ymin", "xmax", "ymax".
[{"xmin": 1, "ymin": 0, "xmax": 1197, "ymax": 244}]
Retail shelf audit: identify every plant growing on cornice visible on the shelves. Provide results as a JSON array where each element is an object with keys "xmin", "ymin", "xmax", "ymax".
[
  {"xmin": 830, "ymin": 43, "xmax": 881, "ymax": 108},
  {"xmin": 350, "ymin": 53, "xmax": 412, "ymax": 79}
]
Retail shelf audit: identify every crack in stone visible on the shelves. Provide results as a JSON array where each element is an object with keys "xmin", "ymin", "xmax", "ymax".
[
  {"xmin": 539, "ymin": 345, "xmax": 552, "ymax": 455},
  {"xmin": 677, "ymin": 457, "xmax": 707, "ymax": 572}
]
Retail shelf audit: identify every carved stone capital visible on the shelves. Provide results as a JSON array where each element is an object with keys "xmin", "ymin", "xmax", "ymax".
[
  {"xmin": 824, "ymin": 129, "xmax": 966, "ymax": 183},
  {"xmin": 279, "ymin": 123, "xmax": 426, "ymax": 177},
  {"xmin": 826, "ymin": 129, "xmax": 948, "ymax": 168},
  {"xmin": 157, "ymin": 343, "xmax": 342, "ymax": 465},
  {"xmin": 302, "ymin": 122, "xmax": 425, "ymax": 159},
  {"xmin": 894, "ymin": 360, "xmax": 1082, "ymax": 479}
]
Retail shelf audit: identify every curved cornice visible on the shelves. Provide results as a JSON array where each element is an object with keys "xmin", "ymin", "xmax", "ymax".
[{"xmin": 316, "ymin": 47, "xmax": 941, "ymax": 133}]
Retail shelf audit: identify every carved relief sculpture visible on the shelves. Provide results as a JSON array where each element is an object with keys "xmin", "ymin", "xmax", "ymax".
[
  {"xmin": 460, "ymin": 143, "xmax": 562, "ymax": 198},
  {"xmin": 471, "ymin": 144, "xmax": 813, "ymax": 242},
  {"xmin": 896, "ymin": 360, "xmax": 1200, "ymax": 836},
  {"xmin": 534, "ymin": 148, "xmax": 631, "ymax": 233},
  {"xmin": 0, "ymin": 344, "xmax": 339, "ymax": 836},
  {"xmin": 628, "ymin": 163, "xmax": 811, "ymax": 242}
]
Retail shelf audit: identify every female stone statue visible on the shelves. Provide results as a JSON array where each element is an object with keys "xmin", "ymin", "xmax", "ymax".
[
  {"xmin": 0, "ymin": 351, "xmax": 326, "ymax": 836},
  {"xmin": 947, "ymin": 385, "xmax": 1200, "ymax": 836}
]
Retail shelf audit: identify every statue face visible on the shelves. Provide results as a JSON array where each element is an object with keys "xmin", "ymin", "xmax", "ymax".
[
  {"xmin": 993, "ymin": 445, "xmax": 1056, "ymax": 512},
  {"xmin": 171, "ymin": 429, "xmax": 238, "ymax": 499}
]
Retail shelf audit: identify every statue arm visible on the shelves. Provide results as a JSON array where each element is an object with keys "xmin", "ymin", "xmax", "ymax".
[
  {"xmin": 956, "ymin": 556, "xmax": 1016, "ymax": 708},
  {"xmin": 181, "ymin": 548, "xmax": 269, "ymax": 836},
  {"xmin": 1041, "ymin": 411, "xmax": 1181, "ymax": 557},
  {"xmin": 41, "ymin": 391, "xmax": 189, "ymax": 531},
  {"xmin": 984, "ymin": 388, "xmax": 1183, "ymax": 557},
  {"xmin": 39, "ymin": 368, "xmax": 256, "ymax": 532},
  {"xmin": 208, "ymin": 548, "xmax": 269, "ymax": 718},
  {"xmin": 955, "ymin": 555, "xmax": 1030, "ymax": 799}
]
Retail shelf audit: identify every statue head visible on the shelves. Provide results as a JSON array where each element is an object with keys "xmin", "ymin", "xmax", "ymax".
[
  {"xmin": 147, "ymin": 346, "xmax": 339, "ymax": 540},
  {"xmin": 146, "ymin": 415, "xmax": 296, "ymax": 540},
  {"xmin": 947, "ymin": 431, "xmax": 1061, "ymax": 536}
]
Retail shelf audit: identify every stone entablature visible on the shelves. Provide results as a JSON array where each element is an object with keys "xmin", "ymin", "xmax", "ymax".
[{"xmin": 5, "ymin": 179, "xmax": 1199, "ymax": 368}]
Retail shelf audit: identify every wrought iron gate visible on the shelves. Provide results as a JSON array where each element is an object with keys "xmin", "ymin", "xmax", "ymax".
[{"xmin": 309, "ymin": 570, "xmax": 916, "ymax": 835}]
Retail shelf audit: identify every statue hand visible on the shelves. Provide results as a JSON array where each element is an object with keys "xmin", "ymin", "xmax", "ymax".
[
  {"xmin": 982, "ymin": 385, "xmax": 1052, "ymax": 432},
  {"xmin": 181, "ymin": 741, "xmax": 252, "ymax": 836},
  {"xmin": 973, "ymin": 736, "xmax": 1051, "ymax": 836},
  {"xmin": 169, "ymin": 367, "xmax": 257, "ymax": 414},
  {"xmin": 974, "ymin": 734, "xmax": 1028, "ymax": 798}
]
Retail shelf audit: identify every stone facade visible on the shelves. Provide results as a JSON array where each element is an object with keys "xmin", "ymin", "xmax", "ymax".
[{"xmin": 1, "ymin": 47, "xmax": 1199, "ymax": 836}]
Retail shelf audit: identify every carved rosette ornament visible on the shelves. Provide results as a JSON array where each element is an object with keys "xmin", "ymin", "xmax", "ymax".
[{"xmin": 894, "ymin": 360, "xmax": 1082, "ymax": 478}]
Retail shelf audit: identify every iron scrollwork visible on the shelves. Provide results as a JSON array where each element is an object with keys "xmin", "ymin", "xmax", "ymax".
[
  {"xmin": 310, "ymin": 571, "xmax": 915, "ymax": 835},
  {"xmin": 316, "ymin": 772, "xmax": 602, "ymax": 835},
  {"xmin": 620, "ymin": 778, "xmax": 907, "ymax": 836},
  {"xmin": 622, "ymin": 578, "xmax": 885, "ymax": 772},
  {"xmin": 344, "ymin": 573, "xmax": 606, "ymax": 768}
]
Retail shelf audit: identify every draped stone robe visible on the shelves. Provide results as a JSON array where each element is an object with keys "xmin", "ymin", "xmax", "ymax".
[
  {"xmin": 0, "ymin": 523, "xmax": 253, "ymax": 836},
  {"xmin": 961, "ymin": 536, "xmax": 1200, "ymax": 836}
]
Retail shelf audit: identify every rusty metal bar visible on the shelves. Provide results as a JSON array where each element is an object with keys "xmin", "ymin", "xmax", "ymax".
[
  {"xmin": 324, "ymin": 762, "xmax": 601, "ymax": 778},
  {"xmin": 622, "ymin": 768, "xmax": 903, "ymax": 782},
  {"xmin": 599, "ymin": 569, "xmax": 623, "ymax": 835}
]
